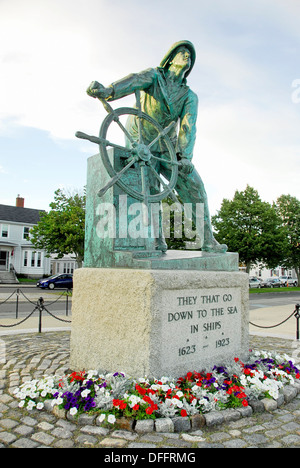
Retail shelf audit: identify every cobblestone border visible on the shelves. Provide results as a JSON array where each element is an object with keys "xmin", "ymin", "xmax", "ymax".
[{"xmin": 38, "ymin": 382, "xmax": 300, "ymax": 434}]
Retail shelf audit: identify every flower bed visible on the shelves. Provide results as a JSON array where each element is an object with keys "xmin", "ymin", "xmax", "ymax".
[{"xmin": 14, "ymin": 350, "xmax": 300, "ymax": 427}]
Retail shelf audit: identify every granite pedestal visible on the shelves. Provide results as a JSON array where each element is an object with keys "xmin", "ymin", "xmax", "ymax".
[{"xmin": 70, "ymin": 267, "xmax": 249, "ymax": 378}]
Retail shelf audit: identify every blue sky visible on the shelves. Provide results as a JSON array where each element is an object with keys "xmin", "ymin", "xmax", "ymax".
[{"xmin": 0, "ymin": 0, "xmax": 299, "ymax": 214}]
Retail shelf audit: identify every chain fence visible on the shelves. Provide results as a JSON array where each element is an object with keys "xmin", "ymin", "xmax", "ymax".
[
  {"xmin": 0, "ymin": 288, "xmax": 71, "ymax": 333},
  {"xmin": 250, "ymin": 303, "xmax": 300, "ymax": 341}
]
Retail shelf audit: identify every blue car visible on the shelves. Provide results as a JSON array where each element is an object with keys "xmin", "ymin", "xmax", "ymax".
[{"xmin": 36, "ymin": 274, "xmax": 73, "ymax": 290}]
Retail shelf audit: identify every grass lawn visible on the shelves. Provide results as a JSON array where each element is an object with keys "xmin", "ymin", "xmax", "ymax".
[
  {"xmin": 17, "ymin": 277, "xmax": 38, "ymax": 284},
  {"xmin": 250, "ymin": 286, "xmax": 300, "ymax": 294}
]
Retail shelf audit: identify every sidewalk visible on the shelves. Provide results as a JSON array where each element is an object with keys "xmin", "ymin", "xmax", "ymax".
[
  {"xmin": 0, "ymin": 290, "xmax": 71, "ymax": 335},
  {"xmin": 250, "ymin": 304, "xmax": 299, "ymax": 340}
]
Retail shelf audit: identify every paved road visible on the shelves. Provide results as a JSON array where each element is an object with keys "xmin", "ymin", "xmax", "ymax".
[
  {"xmin": 0, "ymin": 298, "xmax": 71, "ymax": 319},
  {"xmin": 250, "ymin": 291, "xmax": 300, "ymax": 310}
]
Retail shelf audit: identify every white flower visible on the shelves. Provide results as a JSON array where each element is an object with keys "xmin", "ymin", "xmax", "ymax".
[
  {"xmin": 98, "ymin": 414, "xmax": 106, "ymax": 423},
  {"xmin": 52, "ymin": 397, "xmax": 63, "ymax": 406},
  {"xmin": 37, "ymin": 403, "xmax": 44, "ymax": 410},
  {"xmin": 81, "ymin": 389, "xmax": 91, "ymax": 398},
  {"xmin": 69, "ymin": 407, "xmax": 78, "ymax": 416},
  {"xmin": 161, "ymin": 377, "xmax": 170, "ymax": 384},
  {"xmin": 172, "ymin": 397, "xmax": 183, "ymax": 408},
  {"xmin": 151, "ymin": 384, "xmax": 159, "ymax": 391},
  {"xmin": 176, "ymin": 391, "xmax": 184, "ymax": 398},
  {"xmin": 162, "ymin": 385, "xmax": 170, "ymax": 392},
  {"xmin": 107, "ymin": 414, "xmax": 116, "ymax": 424},
  {"xmin": 87, "ymin": 370, "xmax": 98, "ymax": 379},
  {"xmin": 18, "ymin": 400, "xmax": 25, "ymax": 408},
  {"xmin": 27, "ymin": 400, "xmax": 36, "ymax": 411}
]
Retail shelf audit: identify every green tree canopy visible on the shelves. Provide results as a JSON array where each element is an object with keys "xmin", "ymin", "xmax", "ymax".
[
  {"xmin": 30, "ymin": 189, "xmax": 86, "ymax": 268},
  {"xmin": 212, "ymin": 185, "xmax": 287, "ymax": 272},
  {"xmin": 276, "ymin": 194, "xmax": 300, "ymax": 283}
]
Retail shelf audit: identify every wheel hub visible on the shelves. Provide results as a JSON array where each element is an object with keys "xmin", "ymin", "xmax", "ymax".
[{"xmin": 134, "ymin": 143, "xmax": 152, "ymax": 163}]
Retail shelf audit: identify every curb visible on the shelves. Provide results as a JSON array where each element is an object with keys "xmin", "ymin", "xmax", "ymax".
[{"xmin": 31, "ymin": 382, "xmax": 300, "ymax": 434}]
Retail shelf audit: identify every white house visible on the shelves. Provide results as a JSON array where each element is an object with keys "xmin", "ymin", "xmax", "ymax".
[
  {"xmin": 250, "ymin": 264, "xmax": 297, "ymax": 281},
  {"xmin": 0, "ymin": 196, "xmax": 51, "ymax": 281}
]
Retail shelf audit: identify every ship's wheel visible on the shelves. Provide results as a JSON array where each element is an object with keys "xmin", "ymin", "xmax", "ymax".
[{"xmin": 76, "ymin": 90, "xmax": 181, "ymax": 204}]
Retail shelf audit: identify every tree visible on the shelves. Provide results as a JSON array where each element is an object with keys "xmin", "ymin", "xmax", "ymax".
[
  {"xmin": 30, "ymin": 189, "xmax": 86, "ymax": 268},
  {"xmin": 212, "ymin": 185, "xmax": 287, "ymax": 273},
  {"xmin": 276, "ymin": 195, "xmax": 300, "ymax": 284},
  {"xmin": 162, "ymin": 196, "xmax": 198, "ymax": 250}
]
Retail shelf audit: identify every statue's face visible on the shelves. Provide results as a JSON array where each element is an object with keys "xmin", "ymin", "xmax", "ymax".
[{"xmin": 170, "ymin": 46, "xmax": 192, "ymax": 73}]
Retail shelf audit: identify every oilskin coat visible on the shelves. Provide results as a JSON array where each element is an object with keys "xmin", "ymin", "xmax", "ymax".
[{"xmin": 108, "ymin": 67, "xmax": 198, "ymax": 161}]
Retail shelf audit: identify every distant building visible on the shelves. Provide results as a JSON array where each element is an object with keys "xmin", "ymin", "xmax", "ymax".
[
  {"xmin": 50, "ymin": 253, "xmax": 77, "ymax": 276},
  {"xmin": 250, "ymin": 264, "xmax": 297, "ymax": 280},
  {"xmin": 0, "ymin": 196, "xmax": 51, "ymax": 282}
]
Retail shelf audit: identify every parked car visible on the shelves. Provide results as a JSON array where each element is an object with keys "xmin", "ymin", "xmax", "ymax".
[
  {"xmin": 279, "ymin": 276, "xmax": 298, "ymax": 287},
  {"xmin": 36, "ymin": 274, "xmax": 73, "ymax": 290},
  {"xmin": 260, "ymin": 278, "xmax": 282, "ymax": 288},
  {"xmin": 249, "ymin": 277, "xmax": 261, "ymax": 289}
]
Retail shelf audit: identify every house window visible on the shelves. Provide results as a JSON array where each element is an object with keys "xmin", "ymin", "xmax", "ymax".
[
  {"xmin": 31, "ymin": 252, "xmax": 35, "ymax": 267},
  {"xmin": 24, "ymin": 251, "xmax": 28, "ymax": 267},
  {"xmin": 37, "ymin": 252, "xmax": 42, "ymax": 268},
  {"xmin": 1, "ymin": 224, "xmax": 8, "ymax": 238},
  {"xmin": 23, "ymin": 227, "xmax": 30, "ymax": 240}
]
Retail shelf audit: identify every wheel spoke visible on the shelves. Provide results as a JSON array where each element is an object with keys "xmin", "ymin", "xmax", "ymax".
[
  {"xmin": 148, "ymin": 165, "xmax": 180, "ymax": 203},
  {"xmin": 113, "ymin": 116, "xmax": 136, "ymax": 145},
  {"xmin": 147, "ymin": 121, "xmax": 177, "ymax": 150},
  {"xmin": 98, "ymin": 157, "xmax": 137, "ymax": 197},
  {"xmin": 75, "ymin": 131, "xmax": 131, "ymax": 154},
  {"xmin": 151, "ymin": 154, "xmax": 181, "ymax": 166},
  {"xmin": 135, "ymin": 90, "xmax": 143, "ymax": 140}
]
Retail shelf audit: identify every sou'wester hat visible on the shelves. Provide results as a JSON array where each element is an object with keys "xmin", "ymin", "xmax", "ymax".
[{"xmin": 159, "ymin": 40, "xmax": 196, "ymax": 77}]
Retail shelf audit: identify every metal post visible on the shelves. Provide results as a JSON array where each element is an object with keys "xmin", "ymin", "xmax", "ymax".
[
  {"xmin": 16, "ymin": 289, "xmax": 19, "ymax": 319},
  {"xmin": 38, "ymin": 297, "xmax": 44, "ymax": 333},
  {"xmin": 66, "ymin": 291, "xmax": 69, "ymax": 317},
  {"xmin": 295, "ymin": 304, "xmax": 300, "ymax": 341}
]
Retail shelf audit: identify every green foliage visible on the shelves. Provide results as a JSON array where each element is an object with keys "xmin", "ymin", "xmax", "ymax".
[
  {"xmin": 30, "ymin": 189, "xmax": 86, "ymax": 267},
  {"xmin": 212, "ymin": 185, "xmax": 288, "ymax": 272},
  {"xmin": 162, "ymin": 196, "xmax": 197, "ymax": 250},
  {"xmin": 276, "ymin": 194, "xmax": 300, "ymax": 283}
]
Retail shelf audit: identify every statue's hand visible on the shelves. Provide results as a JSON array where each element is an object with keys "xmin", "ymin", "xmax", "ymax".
[
  {"xmin": 179, "ymin": 158, "xmax": 194, "ymax": 175},
  {"xmin": 86, "ymin": 81, "xmax": 112, "ymax": 99}
]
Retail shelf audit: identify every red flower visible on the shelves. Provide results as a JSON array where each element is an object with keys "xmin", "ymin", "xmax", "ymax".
[
  {"xmin": 113, "ymin": 399, "xmax": 120, "ymax": 407},
  {"xmin": 132, "ymin": 404, "xmax": 140, "ymax": 411},
  {"xmin": 234, "ymin": 357, "xmax": 239, "ymax": 363},
  {"xmin": 146, "ymin": 407, "xmax": 153, "ymax": 415},
  {"xmin": 69, "ymin": 371, "xmax": 85, "ymax": 383},
  {"xmin": 296, "ymin": 373, "xmax": 300, "ymax": 380},
  {"xmin": 181, "ymin": 409, "xmax": 187, "ymax": 417},
  {"xmin": 242, "ymin": 399, "xmax": 248, "ymax": 407},
  {"xmin": 119, "ymin": 400, "xmax": 127, "ymax": 410},
  {"xmin": 135, "ymin": 384, "xmax": 146, "ymax": 396}
]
